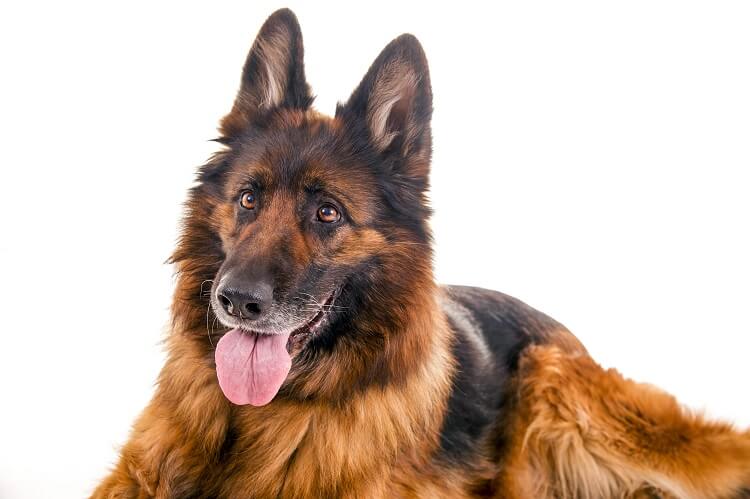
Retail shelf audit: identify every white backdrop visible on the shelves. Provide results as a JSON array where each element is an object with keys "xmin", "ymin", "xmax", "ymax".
[{"xmin": 1, "ymin": 1, "xmax": 748, "ymax": 497}]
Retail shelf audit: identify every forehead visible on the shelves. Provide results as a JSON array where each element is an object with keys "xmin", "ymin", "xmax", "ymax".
[{"xmin": 225, "ymin": 110, "xmax": 378, "ymax": 221}]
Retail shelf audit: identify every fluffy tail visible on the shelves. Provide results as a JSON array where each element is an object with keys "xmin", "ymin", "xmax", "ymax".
[{"xmin": 504, "ymin": 345, "xmax": 750, "ymax": 499}]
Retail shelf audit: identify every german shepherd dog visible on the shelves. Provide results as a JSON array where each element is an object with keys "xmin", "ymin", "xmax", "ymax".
[{"xmin": 94, "ymin": 9, "xmax": 750, "ymax": 498}]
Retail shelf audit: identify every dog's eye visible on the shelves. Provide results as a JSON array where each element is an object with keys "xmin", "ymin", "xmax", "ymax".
[
  {"xmin": 239, "ymin": 190, "xmax": 256, "ymax": 210},
  {"xmin": 317, "ymin": 204, "xmax": 341, "ymax": 223}
]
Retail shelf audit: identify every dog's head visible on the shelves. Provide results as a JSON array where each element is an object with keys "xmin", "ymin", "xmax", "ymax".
[{"xmin": 172, "ymin": 9, "xmax": 434, "ymax": 406}]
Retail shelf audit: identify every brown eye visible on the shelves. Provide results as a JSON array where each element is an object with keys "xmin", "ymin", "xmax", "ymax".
[
  {"xmin": 239, "ymin": 190, "xmax": 256, "ymax": 210},
  {"xmin": 317, "ymin": 204, "xmax": 341, "ymax": 223}
]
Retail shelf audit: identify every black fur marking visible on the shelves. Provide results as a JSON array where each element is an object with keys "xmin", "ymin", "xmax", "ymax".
[
  {"xmin": 447, "ymin": 286, "xmax": 567, "ymax": 368},
  {"xmin": 436, "ymin": 286, "xmax": 569, "ymax": 463},
  {"xmin": 438, "ymin": 313, "xmax": 505, "ymax": 463}
]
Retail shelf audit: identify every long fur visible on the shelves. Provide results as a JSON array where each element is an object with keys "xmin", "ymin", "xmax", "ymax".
[
  {"xmin": 500, "ymin": 345, "xmax": 750, "ymax": 498},
  {"xmin": 92, "ymin": 9, "xmax": 750, "ymax": 498}
]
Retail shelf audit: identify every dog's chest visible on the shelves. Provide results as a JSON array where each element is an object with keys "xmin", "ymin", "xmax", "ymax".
[
  {"xmin": 210, "ymin": 400, "xmax": 484, "ymax": 498},
  {"xmin": 210, "ymin": 404, "xmax": 393, "ymax": 497}
]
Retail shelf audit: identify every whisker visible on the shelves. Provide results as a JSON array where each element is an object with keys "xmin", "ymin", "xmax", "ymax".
[
  {"xmin": 199, "ymin": 279, "xmax": 214, "ymax": 299},
  {"xmin": 206, "ymin": 302, "xmax": 214, "ymax": 348}
]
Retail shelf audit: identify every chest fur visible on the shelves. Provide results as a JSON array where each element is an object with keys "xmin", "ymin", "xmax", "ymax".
[{"xmin": 212, "ymin": 401, "xmax": 432, "ymax": 497}]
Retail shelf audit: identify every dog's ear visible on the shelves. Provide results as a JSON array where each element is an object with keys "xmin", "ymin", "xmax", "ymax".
[
  {"xmin": 338, "ymin": 34, "xmax": 433, "ymax": 179},
  {"xmin": 220, "ymin": 9, "xmax": 313, "ymax": 139}
]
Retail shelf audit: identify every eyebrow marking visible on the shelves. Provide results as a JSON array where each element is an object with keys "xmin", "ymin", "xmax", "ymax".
[
  {"xmin": 302, "ymin": 178, "xmax": 353, "ymax": 205},
  {"xmin": 233, "ymin": 163, "xmax": 274, "ymax": 189}
]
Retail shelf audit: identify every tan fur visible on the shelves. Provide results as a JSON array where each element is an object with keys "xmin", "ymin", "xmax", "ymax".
[
  {"xmin": 92, "ymin": 108, "xmax": 750, "ymax": 499},
  {"xmin": 93, "ymin": 291, "xmax": 470, "ymax": 498},
  {"xmin": 93, "ymin": 9, "xmax": 750, "ymax": 498},
  {"xmin": 93, "ymin": 99, "xmax": 750, "ymax": 499},
  {"xmin": 498, "ymin": 344, "xmax": 750, "ymax": 499},
  {"xmin": 95, "ymin": 315, "xmax": 750, "ymax": 498}
]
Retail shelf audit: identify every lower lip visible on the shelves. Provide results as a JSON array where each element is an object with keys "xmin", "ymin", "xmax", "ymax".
[{"xmin": 286, "ymin": 292, "xmax": 336, "ymax": 351}]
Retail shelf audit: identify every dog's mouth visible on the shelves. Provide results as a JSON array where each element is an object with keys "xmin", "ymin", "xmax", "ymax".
[
  {"xmin": 213, "ymin": 290, "xmax": 338, "ymax": 407},
  {"xmin": 285, "ymin": 291, "xmax": 335, "ymax": 353}
]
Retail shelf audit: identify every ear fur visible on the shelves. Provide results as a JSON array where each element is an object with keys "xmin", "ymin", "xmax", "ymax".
[
  {"xmin": 338, "ymin": 34, "xmax": 433, "ymax": 176},
  {"xmin": 220, "ymin": 9, "xmax": 313, "ymax": 138}
]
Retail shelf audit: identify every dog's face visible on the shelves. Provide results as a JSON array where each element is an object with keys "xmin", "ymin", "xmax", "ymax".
[
  {"xmin": 173, "ymin": 9, "xmax": 434, "ymax": 405},
  {"xmin": 208, "ymin": 113, "xmax": 383, "ymax": 352}
]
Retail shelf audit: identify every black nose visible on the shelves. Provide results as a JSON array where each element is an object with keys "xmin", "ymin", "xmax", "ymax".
[{"xmin": 216, "ymin": 281, "xmax": 272, "ymax": 320}]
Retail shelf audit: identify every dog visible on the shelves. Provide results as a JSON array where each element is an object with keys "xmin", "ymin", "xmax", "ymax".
[{"xmin": 93, "ymin": 9, "xmax": 750, "ymax": 498}]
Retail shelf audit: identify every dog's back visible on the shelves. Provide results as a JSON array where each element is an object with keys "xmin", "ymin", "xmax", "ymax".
[{"xmin": 439, "ymin": 287, "xmax": 750, "ymax": 497}]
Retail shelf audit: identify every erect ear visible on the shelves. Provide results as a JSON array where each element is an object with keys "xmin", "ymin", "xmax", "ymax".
[
  {"xmin": 338, "ymin": 34, "xmax": 433, "ymax": 175},
  {"xmin": 220, "ymin": 9, "xmax": 313, "ymax": 138}
]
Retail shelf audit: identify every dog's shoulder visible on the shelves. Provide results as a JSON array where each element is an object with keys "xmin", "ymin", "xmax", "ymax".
[{"xmin": 435, "ymin": 285, "xmax": 585, "ymax": 465}]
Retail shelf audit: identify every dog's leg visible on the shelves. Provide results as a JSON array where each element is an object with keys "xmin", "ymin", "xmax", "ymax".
[
  {"xmin": 91, "ymin": 351, "xmax": 231, "ymax": 499},
  {"xmin": 90, "ymin": 403, "xmax": 188, "ymax": 499},
  {"xmin": 502, "ymin": 344, "xmax": 750, "ymax": 499}
]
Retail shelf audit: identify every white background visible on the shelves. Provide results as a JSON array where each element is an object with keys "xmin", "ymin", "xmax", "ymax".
[{"xmin": 1, "ymin": 1, "xmax": 749, "ymax": 497}]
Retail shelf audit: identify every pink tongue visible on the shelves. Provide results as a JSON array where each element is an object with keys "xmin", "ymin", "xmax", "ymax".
[{"xmin": 215, "ymin": 328, "xmax": 292, "ymax": 406}]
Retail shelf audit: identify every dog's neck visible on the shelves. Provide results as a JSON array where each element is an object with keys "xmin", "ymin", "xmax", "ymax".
[
  {"xmin": 159, "ymin": 266, "xmax": 454, "ymax": 495},
  {"xmin": 217, "ymin": 299, "xmax": 454, "ymax": 496}
]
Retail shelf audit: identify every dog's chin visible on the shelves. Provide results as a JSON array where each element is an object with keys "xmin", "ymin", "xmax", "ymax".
[{"xmin": 212, "ymin": 290, "xmax": 339, "ymax": 356}]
